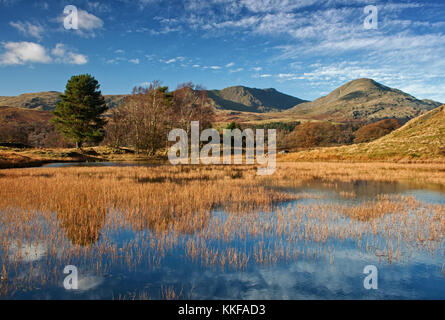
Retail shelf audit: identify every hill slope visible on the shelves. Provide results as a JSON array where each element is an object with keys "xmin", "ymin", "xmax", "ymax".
[
  {"xmin": 0, "ymin": 92, "xmax": 127, "ymax": 111},
  {"xmin": 284, "ymin": 105, "xmax": 445, "ymax": 161},
  {"xmin": 207, "ymin": 86, "xmax": 306, "ymax": 112},
  {"xmin": 288, "ymin": 79, "xmax": 441, "ymax": 121},
  {"xmin": 359, "ymin": 104, "xmax": 445, "ymax": 158},
  {"xmin": 0, "ymin": 92, "xmax": 61, "ymax": 111},
  {"xmin": 0, "ymin": 106, "xmax": 56, "ymax": 147}
]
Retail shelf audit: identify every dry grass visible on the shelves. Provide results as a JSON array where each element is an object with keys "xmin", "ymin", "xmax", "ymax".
[{"xmin": 270, "ymin": 162, "xmax": 445, "ymax": 188}]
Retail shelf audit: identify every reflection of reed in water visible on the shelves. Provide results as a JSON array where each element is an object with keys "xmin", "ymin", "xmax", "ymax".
[{"xmin": 57, "ymin": 207, "xmax": 107, "ymax": 247}]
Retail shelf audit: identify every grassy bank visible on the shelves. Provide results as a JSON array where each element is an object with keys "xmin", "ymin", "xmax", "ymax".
[{"xmin": 0, "ymin": 146, "xmax": 163, "ymax": 169}]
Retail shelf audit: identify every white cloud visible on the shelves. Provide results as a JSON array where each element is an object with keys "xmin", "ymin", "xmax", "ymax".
[
  {"xmin": 226, "ymin": 62, "xmax": 235, "ymax": 67},
  {"xmin": 0, "ymin": 42, "xmax": 51, "ymax": 65},
  {"xmin": 106, "ymin": 57, "xmax": 126, "ymax": 64},
  {"xmin": 57, "ymin": 9, "xmax": 103, "ymax": 37},
  {"xmin": 229, "ymin": 67, "xmax": 244, "ymax": 73},
  {"xmin": 77, "ymin": 9, "xmax": 104, "ymax": 30},
  {"xmin": 241, "ymin": 0, "xmax": 318, "ymax": 13},
  {"xmin": 0, "ymin": 42, "xmax": 88, "ymax": 66},
  {"xmin": 150, "ymin": 25, "xmax": 182, "ymax": 35},
  {"xmin": 10, "ymin": 21, "xmax": 45, "ymax": 40},
  {"xmin": 278, "ymin": 73, "xmax": 296, "ymax": 78},
  {"xmin": 51, "ymin": 43, "xmax": 88, "ymax": 65},
  {"xmin": 129, "ymin": 58, "xmax": 140, "ymax": 64},
  {"xmin": 70, "ymin": 54, "xmax": 88, "ymax": 65},
  {"xmin": 87, "ymin": 1, "xmax": 112, "ymax": 13},
  {"xmin": 212, "ymin": 16, "xmax": 260, "ymax": 29}
]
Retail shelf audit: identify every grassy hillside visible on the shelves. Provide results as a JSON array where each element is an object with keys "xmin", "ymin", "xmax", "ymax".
[
  {"xmin": 208, "ymin": 86, "xmax": 306, "ymax": 112},
  {"xmin": 288, "ymin": 79, "xmax": 441, "ymax": 121},
  {"xmin": 0, "ymin": 106, "xmax": 60, "ymax": 147},
  {"xmin": 283, "ymin": 105, "xmax": 445, "ymax": 161},
  {"xmin": 0, "ymin": 92, "xmax": 61, "ymax": 111},
  {"xmin": 0, "ymin": 92, "xmax": 127, "ymax": 111},
  {"xmin": 0, "ymin": 106, "xmax": 52, "ymax": 125}
]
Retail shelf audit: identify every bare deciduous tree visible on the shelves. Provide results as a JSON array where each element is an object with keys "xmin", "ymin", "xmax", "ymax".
[
  {"xmin": 106, "ymin": 81, "xmax": 215, "ymax": 156},
  {"xmin": 172, "ymin": 83, "xmax": 214, "ymax": 133}
]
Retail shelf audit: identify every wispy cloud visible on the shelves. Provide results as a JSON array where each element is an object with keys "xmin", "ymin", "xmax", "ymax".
[
  {"xmin": 229, "ymin": 67, "xmax": 244, "ymax": 73},
  {"xmin": 9, "ymin": 21, "xmax": 45, "ymax": 40}
]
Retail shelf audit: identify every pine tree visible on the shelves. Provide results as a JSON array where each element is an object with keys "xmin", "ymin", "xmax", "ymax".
[{"xmin": 52, "ymin": 74, "xmax": 108, "ymax": 148}]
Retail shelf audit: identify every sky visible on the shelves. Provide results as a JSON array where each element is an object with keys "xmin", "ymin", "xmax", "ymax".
[{"xmin": 0, "ymin": 0, "xmax": 444, "ymax": 102}]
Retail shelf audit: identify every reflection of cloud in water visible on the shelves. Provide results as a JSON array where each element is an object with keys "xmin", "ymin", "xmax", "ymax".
[
  {"xmin": 157, "ymin": 246, "xmax": 443, "ymax": 299},
  {"xmin": 77, "ymin": 275, "xmax": 104, "ymax": 291},
  {"xmin": 56, "ymin": 274, "xmax": 104, "ymax": 292},
  {"xmin": 9, "ymin": 241, "xmax": 46, "ymax": 262}
]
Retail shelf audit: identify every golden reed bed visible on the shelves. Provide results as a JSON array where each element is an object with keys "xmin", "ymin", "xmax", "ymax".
[{"xmin": 0, "ymin": 162, "xmax": 444, "ymax": 298}]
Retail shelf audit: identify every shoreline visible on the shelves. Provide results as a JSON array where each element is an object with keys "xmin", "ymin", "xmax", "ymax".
[
  {"xmin": 1, "ymin": 147, "xmax": 445, "ymax": 170},
  {"xmin": 0, "ymin": 147, "xmax": 166, "ymax": 170}
]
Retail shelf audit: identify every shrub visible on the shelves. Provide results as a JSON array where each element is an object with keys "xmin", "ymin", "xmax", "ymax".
[{"xmin": 354, "ymin": 119, "xmax": 401, "ymax": 143}]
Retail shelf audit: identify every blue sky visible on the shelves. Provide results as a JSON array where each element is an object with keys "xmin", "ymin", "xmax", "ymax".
[{"xmin": 0, "ymin": 0, "xmax": 444, "ymax": 102}]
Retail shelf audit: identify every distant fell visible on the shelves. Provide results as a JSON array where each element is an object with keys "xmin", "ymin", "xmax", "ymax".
[
  {"xmin": 0, "ymin": 92, "xmax": 126, "ymax": 111},
  {"xmin": 0, "ymin": 92, "xmax": 61, "ymax": 111},
  {"xmin": 288, "ymin": 78, "xmax": 442, "ymax": 121},
  {"xmin": 0, "ymin": 106, "xmax": 56, "ymax": 147},
  {"xmin": 207, "ymin": 86, "xmax": 307, "ymax": 112},
  {"xmin": 0, "ymin": 86, "xmax": 304, "ymax": 113}
]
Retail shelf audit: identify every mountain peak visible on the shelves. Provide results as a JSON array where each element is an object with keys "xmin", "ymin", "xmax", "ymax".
[
  {"xmin": 207, "ymin": 86, "xmax": 306, "ymax": 112},
  {"xmin": 289, "ymin": 78, "xmax": 441, "ymax": 121},
  {"xmin": 328, "ymin": 78, "xmax": 391, "ymax": 101},
  {"xmin": 346, "ymin": 78, "xmax": 380, "ymax": 86}
]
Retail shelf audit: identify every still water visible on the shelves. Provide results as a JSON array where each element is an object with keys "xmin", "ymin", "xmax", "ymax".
[
  {"xmin": 1, "ymin": 164, "xmax": 444, "ymax": 300},
  {"xmin": 41, "ymin": 162, "xmax": 160, "ymax": 168}
]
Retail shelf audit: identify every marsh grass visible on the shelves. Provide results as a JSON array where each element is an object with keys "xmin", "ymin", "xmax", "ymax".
[{"xmin": 0, "ymin": 162, "xmax": 443, "ymax": 298}]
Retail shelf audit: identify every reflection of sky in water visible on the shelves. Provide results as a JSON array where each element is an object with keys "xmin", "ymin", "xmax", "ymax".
[
  {"xmin": 2, "ymin": 178, "xmax": 445, "ymax": 300},
  {"xmin": 402, "ymin": 190, "xmax": 445, "ymax": 204},
  {"xmin": 41, "ymin": 162, "xmax": 159, "ymax": 168}
]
